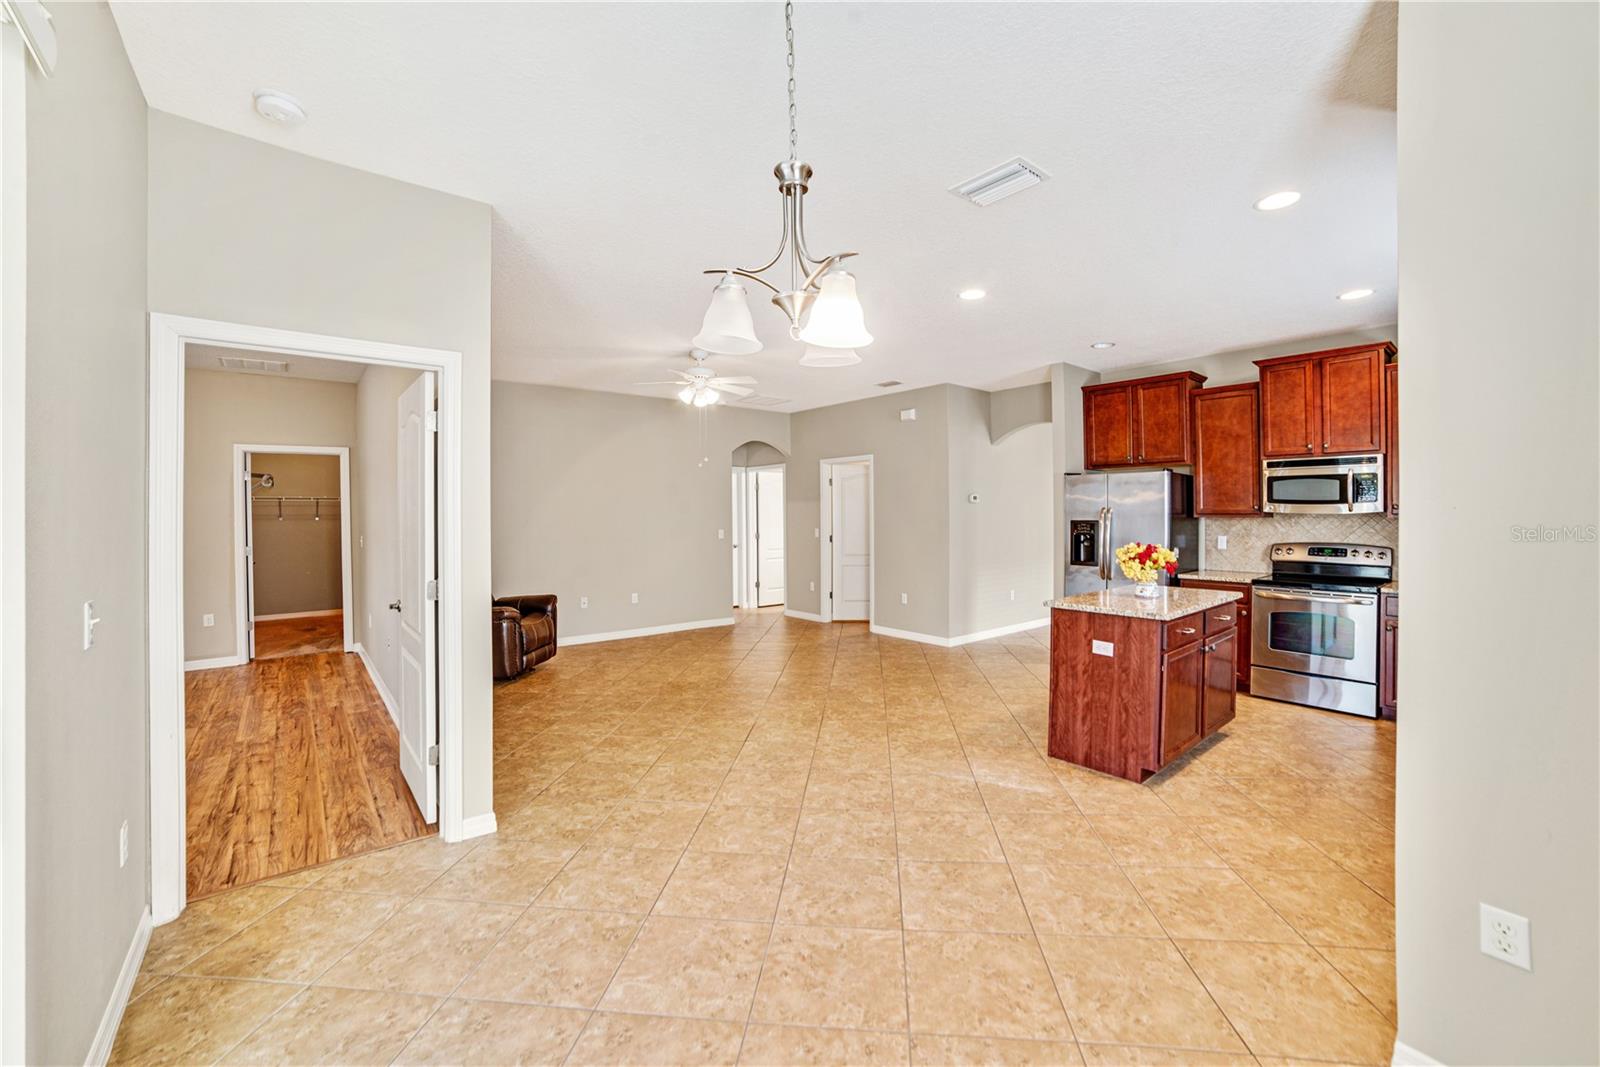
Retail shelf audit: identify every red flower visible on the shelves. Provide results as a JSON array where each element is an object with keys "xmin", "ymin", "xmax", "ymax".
[
  {"xmin": 1137, "ymin": 544, "xmax": 1154, "ymax": 563},
  {"xmin": 1165, "ymin": 561, "xmax": 1178, "ymax": 575}
]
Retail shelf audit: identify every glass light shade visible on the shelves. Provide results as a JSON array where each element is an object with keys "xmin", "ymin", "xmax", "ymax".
[
  {"xmin": 693, "ymin": 276, "xmax": 763, "ymax": 355},
  {"xmin": 798, "ymin": 270, "xmax": 872, "ymax": 349},
  {"xmin": 677, "ymin": 385, "xmax": 696, "ymax": 405},
  {"xmin": 692, "ymin": 387, "xmax": 719, "ymax": 407},
  {"xmin": 799, "ymin": 345, "xmax": 861, "ymax": 368}
]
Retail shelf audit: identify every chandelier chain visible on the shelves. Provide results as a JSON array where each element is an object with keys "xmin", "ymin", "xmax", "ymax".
[{"xmin": 785, "ymin": 1, "xmax": 797, "ymax": 161}]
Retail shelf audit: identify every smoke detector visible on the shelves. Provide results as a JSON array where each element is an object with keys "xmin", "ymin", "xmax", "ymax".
[
  {"xmin": 950, "ymin": 157, "xmax": 1049, "ymax": 206},
  {"xmin": 253, "ymin": 89, "xmax": 307, "ymax": 126}
]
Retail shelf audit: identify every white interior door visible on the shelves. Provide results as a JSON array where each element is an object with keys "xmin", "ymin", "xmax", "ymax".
[
  {"xmin": 396, "ymin": 373, "xmax": 438, "ymax": 821},
  {"xmin": 831, "ymin": 462, "xmax": 871, "ymax": 621},
  {"xmin": 755, "ymin": 468, "xmax": 785, "ymax": 607},
  {"xmin": 731, "ymin": 469, "xmax": 742, "ymax": 608},
  {"xmin": 244, "ymin": 451, "xmax": 257, "ymax": 659}
]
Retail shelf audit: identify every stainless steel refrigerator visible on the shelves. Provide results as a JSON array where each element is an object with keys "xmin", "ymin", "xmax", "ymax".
[{"xmin": 1064, "ymin": 470, "xmax": 1199, "ymax": 594}]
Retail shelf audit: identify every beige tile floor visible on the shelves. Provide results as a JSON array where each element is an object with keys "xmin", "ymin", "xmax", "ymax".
[{"xmin": 114, "ymin": 608, "xmax": 1397, "ymax": 1066}]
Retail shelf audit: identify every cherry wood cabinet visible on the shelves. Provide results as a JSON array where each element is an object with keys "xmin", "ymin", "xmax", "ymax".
[
  {"xmin": 1255, "ymin": 343, "xmax": 1395, "ymax": 457},
  {"xmin": 1380, "ymin": 591, "xmax": 1398, "ymax": 720},
  {"xmin": 1160, "ymin": 638, "xmax": 1204, "ymax": 764},
  {"xmin": 1082, "ymin": 371, "xmax": 1207, "ymax": 468},
  {"xmin": 1049, "ymin": 600, "xmax": 1241, "ymax": 781},
  {"xmin": 1178, "ymin": 578, "xmax": 1252, "ymax": 692},
  {"xmin": 1191, "ymin": 383, "xmax": 1261, "ymax": 515},
  {"xmin": 1202, "ymin": 628, "xmax": 1238, "ymax": 734},
  {"xmin": 1385, "ymin": 361, "xmax": 1399, "ymax": 515}
]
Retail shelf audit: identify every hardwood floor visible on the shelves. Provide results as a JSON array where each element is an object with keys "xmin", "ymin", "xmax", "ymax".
[
  {"xmin": 185, "ymin": 648, "xmax": 433, "ymax": 899},
  {"xmin": 253, "ymin": 612, "xmax": 345, "ymax": 660}
]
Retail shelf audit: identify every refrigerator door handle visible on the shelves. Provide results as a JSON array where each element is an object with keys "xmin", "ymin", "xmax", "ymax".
[{"xmin": 1099, "ymin": 506, "xmax": 1113, "ymax": 582}]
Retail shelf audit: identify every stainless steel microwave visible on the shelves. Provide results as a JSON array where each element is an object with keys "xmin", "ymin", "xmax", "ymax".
[{"xmin": 1262, "ymin": 455, "xmax": 1384, "ymax": 515}]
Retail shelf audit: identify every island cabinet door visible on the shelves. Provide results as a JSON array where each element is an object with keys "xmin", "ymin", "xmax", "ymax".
[
  {"xmin": 1202, "ymin": 629, "xmax": 1238, "ymax": 734},
  {"xmin": 1159, "ymin": 639, "xmax": 1204, "ymax": 765}
]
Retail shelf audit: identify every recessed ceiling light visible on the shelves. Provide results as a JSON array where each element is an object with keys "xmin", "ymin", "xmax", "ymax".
[
  {"xmin": 253, "ymin": 89, "xmax": 307, "ymax": 126},
  {"xmin": 958, "ymin": 289, "xmax": 987, "ymax": 301},
  {"xmin": 1090, "ymin": 341, "xmax": 1116, "ymax": 350},
  {"xmin": 1254, "ymin": 190, "xmax": 1301, "ymax": 211},
  {"xmin": 1338, "ymin": 288, "xmax": 1375, "ymax": 301}
]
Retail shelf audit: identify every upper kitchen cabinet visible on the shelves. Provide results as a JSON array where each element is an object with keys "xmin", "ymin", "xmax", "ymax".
[
  {"xmin": 1255, "ymin": 342, "xmax": 1395, "ymax": 457},
  {"xmin": 1386, "ymin": 360, "xmax": 1399, "ymax": 515},
  {"xmin": 1082, "ymin": 371, "xmax": 1207, "ymax": 468},
  {"xmin": 1191, "ymin": 383, "xmax": 1261, "ymax": 515}
]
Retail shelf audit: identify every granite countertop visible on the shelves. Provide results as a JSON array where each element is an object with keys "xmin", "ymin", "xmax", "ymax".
[
  {"xmin": 1381, "ymin": 582, "xmax": 1399, "ymax": 594},
  {"xmin": 1051, "ymin": 586, "xmax": 1243, "ymax": 622},
  {"xmin": 1181, "ymin": 570, "xmax": 1266, "ymax": 585}
]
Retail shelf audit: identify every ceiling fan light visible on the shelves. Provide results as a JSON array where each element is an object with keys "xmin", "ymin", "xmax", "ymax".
[
  {"xmin": 692, "ymin": 275, "xmax": 764, "ymax": 355},
  {"xmin": 677, "ymin": 385, "xmax": 696, "ymax": 405},
  {"xmin": 798, "ymin": 345, "xmax": 862, "ymax": 368},
  {"xmin": 693, "ymin": 387, "xmax": 719, "ymax": 407},
  {"xmin": 797, "ymin": 271, "xmax": 873, "ymax": 349}
]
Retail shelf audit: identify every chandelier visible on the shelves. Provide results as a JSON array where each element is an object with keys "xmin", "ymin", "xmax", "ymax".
[{"xmin": 693, "ymin": 1, "xmax": 872, "ymax": 367}]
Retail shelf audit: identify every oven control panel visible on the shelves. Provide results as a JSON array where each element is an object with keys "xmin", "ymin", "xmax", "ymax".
[{"xmin": 1271, "ymin": 542, "xmax": 1390, "ymax": 563}]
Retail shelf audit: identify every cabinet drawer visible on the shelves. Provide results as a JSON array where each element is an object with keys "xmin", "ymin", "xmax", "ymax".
[
  {"xmin": 1205, "ymin": 605, "xmax": 1240, "ymax": 634},
  {"xmin": 1163, "ymin": 615, "xmax": 1204, "ymax": 650}
]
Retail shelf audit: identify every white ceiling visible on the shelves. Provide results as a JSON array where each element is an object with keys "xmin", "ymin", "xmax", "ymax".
[
  {"xmin": 185, "ymin": 343, "xmax": 368, "ymax": 383},
  {"xmin": 114, "ymin": 2, "xmax": 1396, "ymax": 412}
]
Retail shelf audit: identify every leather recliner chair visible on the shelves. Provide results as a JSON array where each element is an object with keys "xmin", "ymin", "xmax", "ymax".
[{"xmin": 492, "ymin": 594, "xmax": 557, "ymax": 680}]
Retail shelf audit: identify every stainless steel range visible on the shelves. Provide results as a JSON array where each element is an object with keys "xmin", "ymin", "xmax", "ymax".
[{"xmin": 1250, "ymin": 541, "xmax": 1393, "ymax": 718}]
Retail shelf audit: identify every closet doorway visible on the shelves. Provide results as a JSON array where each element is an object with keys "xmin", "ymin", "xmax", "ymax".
[{"xmin": 236, "ymin": 445, "xmax": 352, "ymax": 662}]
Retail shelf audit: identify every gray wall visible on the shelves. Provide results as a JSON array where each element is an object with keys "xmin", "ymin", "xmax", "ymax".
[
  {"xmin": 1396, "ymin": 3, "xmax": 1598, "ymax": 1063},
  {"xmin": 355, "ymin": 364, "xmax": 422, "ymax": 703},
  {"xmin": 1098, "ymin": 326, "xmax": 1398, "ymax": 387},
  {"xmin": 249, "ymin": 453, "xmax": 342, "ymax": 617},
  {"xmin": 988, "ymin": 382, "xmax": 1051, "ymax": 443},
  {"xmin": 23, "ymin": 3, "xmax": 149, "ymax": 1061},
  {"xmin": 490, "ymin": 383, "xmax": 789, "ymax": 639},
  {"xmin": 947, "ymin": 386, "xmax": 1054, "ymax": 636},
  {"xmin": 182, "ymin": 370, "xmax": 356, "ymax": 660},
  {"xmin": 788, "ymin": 385, "xmax": 953, "ymax": 634},
  {"xmin": 1050, "ymin": 363, "xmax": 1094, "ymax": 597},
  {"xmin": 148, "ymin": 112, "xmax": 496, "ymax": 821}
]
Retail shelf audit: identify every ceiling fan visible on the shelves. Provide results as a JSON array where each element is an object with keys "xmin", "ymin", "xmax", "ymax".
[{"xmin": 635, "ymin": 350, "xmax": 756, "ymax": 407}]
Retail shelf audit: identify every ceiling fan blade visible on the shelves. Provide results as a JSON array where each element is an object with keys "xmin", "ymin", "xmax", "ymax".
[
  {"xmin": 714, "ymin": 384, "xmax": 755, "ymax": 397},
  {"xmin": 710, "ymin": 376, "xmax": 757, "ymax": 386},
  {"xmin": 632, "ymin": 380, "xmax": 685, "ymax": 387}
]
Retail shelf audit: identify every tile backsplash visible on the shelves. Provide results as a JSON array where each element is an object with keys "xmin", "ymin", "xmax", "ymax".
[{"xmin": 1200, "ymin": 513, "xmax": 1399, "ymax": 575}]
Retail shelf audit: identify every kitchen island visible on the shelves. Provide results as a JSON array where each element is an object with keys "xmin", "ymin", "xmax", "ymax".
[{"xmin": 1049, "ymin": 586, "xmax": 1243, "ymax": 781}]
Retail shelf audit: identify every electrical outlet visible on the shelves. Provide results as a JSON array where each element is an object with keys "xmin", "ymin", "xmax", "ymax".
[
  {"xmin": 1480, "ymin": 903, "xmax": 1531, "ymax": 970},
  {"xmin": 900, "ymin": 592, "xmax": 908, "ymax": 605},
  {"xmin": 202, "ymin": 613, "xmax": 215, "ymax": 628},
  {"xmin": 1216, "ymin": 534, "xmax": 1229, "ymax": 550},
  {"xmin": 359, "ymin": 534, "xmax": 365, "ymax": 548},
  {"xmin": 119, "ymin": 820, "xmax": 129, "ymax": 868},
  {"xmin": 630, "ymin": 593, "xmax": 639, "ymax": 605},
  {"xmin": 580, "ymin": 596, "xmax": 589, "ymax": 609},
  {"xmin": 718, "ymin": 529, "xmax": 725, "ymax": 540},
  {"xmin": 1010, "ymin": 589, "xmax": 1016, "ymax": 601},
  {"xmin": 814, "ymin": 528, "xmax": 819, "ymax": 538},
  {"xmin": 809, "ymin": 581, "xmax": 815, "ymax": 592},
  {"xmin": 367, "ymin": 613, "xmax": 373, "ymax": 631}
]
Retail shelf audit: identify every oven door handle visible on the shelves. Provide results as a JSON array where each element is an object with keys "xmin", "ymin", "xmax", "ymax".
[{"xmin": 1256, "ymin": 589, "xmax": 1372, "ymax": 605}]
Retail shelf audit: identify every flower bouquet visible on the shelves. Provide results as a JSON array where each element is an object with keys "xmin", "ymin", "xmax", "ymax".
[{"xmin": 1115, "ymin": 541, "xmax": 1179, "ymax": 598}]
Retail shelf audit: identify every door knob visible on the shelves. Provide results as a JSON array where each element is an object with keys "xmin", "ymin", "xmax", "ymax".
[{"xmin": 389, "ymin": 600, "xmax": 402, "ymax": 612}]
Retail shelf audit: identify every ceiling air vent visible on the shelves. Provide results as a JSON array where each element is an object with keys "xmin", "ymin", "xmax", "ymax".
[
  {"xmin": 950, "ymin": 156, "xmax": 1049, "ymax": 206},
  {"xmin": 875, "ymin": 380, "xmax": 903, "ymax": 388},
  {"xmin": 217, "ymin": 355, "xmax": 290, "ymax": 374}
]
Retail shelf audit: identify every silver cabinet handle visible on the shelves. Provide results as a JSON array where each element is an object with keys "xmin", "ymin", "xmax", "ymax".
[
  {"xmin": 1177, "ymin": 627, "xmax": 1197, "ymax": 635},
  {"xmin": 389, "ymin": 600, "xmax": 402, "ymax": 612},
  {"xmin": 1214, "ymin": 614, "xmax": 1232, "ymax": 622}
]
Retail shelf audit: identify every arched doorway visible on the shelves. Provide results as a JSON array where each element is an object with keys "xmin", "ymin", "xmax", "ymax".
[{"xmin": 731, "ymin": 440, "xmax": 787, "ymax": 611}]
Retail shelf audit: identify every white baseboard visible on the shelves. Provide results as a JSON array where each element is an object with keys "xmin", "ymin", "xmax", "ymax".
[
  {"xmin": 783, "ymin": 609, "xmax": 824, "ymax": 623},
  {"xmin": 459, "ymin": 812, "xmax": 498, "ymax": 840},
  {"xmin": 1391, "ymin": 1040, "xmax": 1443, "ymax": 1066},
  {"xmin": 562, "ymin": 616, "xmax": 735, "ymax": 646},
  {"xmin": 353, "ymin": 643, "xmax": 399, "ymax": 729},
  {"xmin": 870, "ymin": 617, "xmax": 1049, "ymax": 649},
  {"xmin": 252, "ymin": 609, "xmax": 341, "ymax": 621},
  {"xmin": 85, "ymin": 906, "xmax": 151, "ymax": 1067},
  {"xmin": 183, "ymin": 654, "xmax": 245, "ymax": 671}
]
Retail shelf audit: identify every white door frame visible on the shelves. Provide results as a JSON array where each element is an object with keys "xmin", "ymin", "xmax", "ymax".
[
  {"xmin": 0, "ymin": 23, "xmax": 26, "ymax": 1063},
  {"xmin": 818, "ymin": 454, "xmax": 874, "ymax": 625},
  {"xmin": 738, "ymin": 463, "xmax": 784, "ymax": 610},
  {"xmin": 230, "ymin": 444, "xmax": 354, "ymax": 665},
  {"xmin": 148, "ymin": 313, "xmax": 466, "ymax": 925}
]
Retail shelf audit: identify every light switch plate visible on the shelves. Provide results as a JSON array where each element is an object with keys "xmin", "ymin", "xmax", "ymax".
[
  {"xmin": 580, "ymin": 596, "xmax": 589, "ymax": 609},
  {"xmin": 630, "ymin": 593, "xmax": 639, "ymax": 605},
  {"xmin": 900, "ymin": 593, "xmax": 908, "ymax": 605},
  {"xmin": 202, "ymin": 613, "xmax": 215, "ymax": 628}
]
